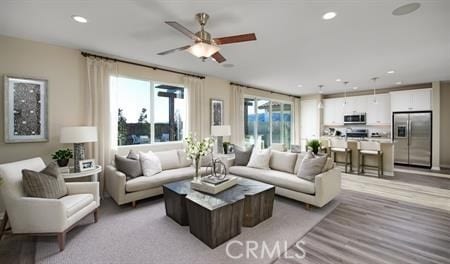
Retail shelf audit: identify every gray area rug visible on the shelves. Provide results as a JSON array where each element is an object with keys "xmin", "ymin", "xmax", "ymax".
[{"xmin": 35, "ymin": 196, "xmax": 339, "ymax": 264}]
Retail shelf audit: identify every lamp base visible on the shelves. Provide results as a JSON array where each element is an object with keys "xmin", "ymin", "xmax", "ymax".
[
  {"xmin": 73, "ymin": 143, "xmax": 86, "ymax": 172},
  {"xmin": 216, "ymin": 136, "xmax": 224, "ymax": 154}
]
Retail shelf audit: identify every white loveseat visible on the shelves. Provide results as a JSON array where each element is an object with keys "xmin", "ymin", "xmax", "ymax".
[{"xmin": 229, "ymin": 151, "xmax": 341, "ymax": 208}]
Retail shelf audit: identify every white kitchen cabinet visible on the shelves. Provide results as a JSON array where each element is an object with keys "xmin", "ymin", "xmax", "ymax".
[
  {"xmin": 323, "ymin": 98, "xmax": 344, "ymax": 125},
  {"xmin": 367, "ymin": 93, "xmax": 391, "ymax": 125},
  {"xmin": 390, "ymin": 88, "xmax": 432, "ymax": 112}
]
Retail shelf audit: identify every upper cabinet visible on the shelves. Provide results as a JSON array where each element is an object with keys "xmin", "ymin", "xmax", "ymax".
[
  {"xmin": 367, "ymin": 94, "xmax": 391, "ymax": 125},
  {"xmin": 323, "ymin": 98, "xmax": 344, "ymax": 125},
  {"xmin": 390, "ymin": 88, "xmax": 432, "ymax": 112}
]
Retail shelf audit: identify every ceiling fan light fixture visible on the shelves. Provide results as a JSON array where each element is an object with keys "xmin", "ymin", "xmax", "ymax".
[{"xmin": 187, "ymin": 42, "xmax": 219, "ymax": 58}]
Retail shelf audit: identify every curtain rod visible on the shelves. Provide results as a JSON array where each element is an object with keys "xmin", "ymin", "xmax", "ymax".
[
  {"xmin": 81, "ymin": 52, "xmax": 205, "ymax": 80},
  {"xmin": 230, "ymin": 82, "xmax": 300, "ymax": 99}
]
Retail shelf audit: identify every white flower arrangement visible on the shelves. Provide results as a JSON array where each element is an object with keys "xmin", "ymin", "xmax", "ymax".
[{"xmin": 184, "ymin": 134, "xmax": 215, "ymax": 161}]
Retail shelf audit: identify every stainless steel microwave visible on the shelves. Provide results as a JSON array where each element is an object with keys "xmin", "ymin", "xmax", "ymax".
[{"xmin": 344, "ymin": 113, "xmax": 366, "ymax": 125}]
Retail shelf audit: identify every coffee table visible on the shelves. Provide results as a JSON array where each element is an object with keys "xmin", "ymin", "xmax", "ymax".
[{"xmin": 163, "ymin": 176, "xmax": 275, "ymax": 248}]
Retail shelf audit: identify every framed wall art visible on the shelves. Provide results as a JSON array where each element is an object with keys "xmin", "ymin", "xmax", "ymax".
[
  {"xmin": 4, "ymin": 75, "xmax": 48, "ymax": 143},
  {"xmin": 210, "ymin": 99, "xmax": 224, "ymax": 126}
]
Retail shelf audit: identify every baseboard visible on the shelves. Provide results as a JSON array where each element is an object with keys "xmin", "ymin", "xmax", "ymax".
[
  {"xmin": 431, "ymin": 166, "xmax": 441, "ymax": 171},
  {"xmin": 394, "ymin": 168, "xmax": 450, "ymax": 179},
  {"xmin": 440, "ymin": 164, "xmax": 450, "ymax": 169}
]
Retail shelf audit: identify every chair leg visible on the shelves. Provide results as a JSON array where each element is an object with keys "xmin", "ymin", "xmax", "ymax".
[
  {"xmin": 358, "ymin": 152, "xmax": 361, "ymax": 174},
  {"xmin": 0, "ymin": 212, "xmax": 9, "ymax": 240},
  {"xmin": 305, "ymin": 203, "xmax": 311, "ymax": 210},
  {"xmin": 349, "ymin": 150, "xmax": 353, "ymax": 172},
  {"xmin": 94, "ymin": 208, "xmax": 99, "ymax": 223},
  {"xmin": 132, "ymin": 201, "xmax": 137, "ymax": 208},
  {"xmin": 57, "ymin": 232, "xmax": 66, "ymax": 251},
  {"xmin": 344, "ymin": 151, "xmax": 348, "ymax": 173},
  {"xmin": 381, "ymin": 153, "xmax": 384, "ymax": 176},
  {"xmin": 361, "ymin": 154, "xmax": 365, "ymax": 173}
]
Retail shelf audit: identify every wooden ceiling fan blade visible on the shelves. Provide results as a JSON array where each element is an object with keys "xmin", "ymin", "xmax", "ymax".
[
  {"xmin": 214, "ymin": 33, "xmax": 256, "ymax": 45},
  {"xmin": 157, "ymin": 45, "xmax": 192, "ymax": 55},
  {"xmin": 211, "ymin": 52, "xmax": 226, "ymax": 63},
  {"xmin": 165, "ymin": 21, "xmax": 201, "ymax": 41}
]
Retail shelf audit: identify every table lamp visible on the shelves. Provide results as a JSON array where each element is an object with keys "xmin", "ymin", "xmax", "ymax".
[
  {"xmin": 60, "ymin": 126, "xmax": 98, "ymax": 172},
  {"xmin": 211, "ymin": 125, "xmax": 231, "ymax": 154}
]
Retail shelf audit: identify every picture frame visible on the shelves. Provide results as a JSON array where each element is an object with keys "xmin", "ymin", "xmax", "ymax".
[
  {"xmin": 79, "ymin": 159, "xmax": 96, "ymax": 171},
  {"xmin": 4, "ymin": 75, "xmax": 48, "ymax": 143},
  {"xmin": 210, "ymin": 99, "xmax": 224, "ymax": 126}
]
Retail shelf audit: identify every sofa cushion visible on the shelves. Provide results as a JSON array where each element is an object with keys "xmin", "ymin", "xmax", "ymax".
[
  {"xmin": 270, "ymin": 150, "xmax": 297, "ymax": 174},
  {"xmin": 297, "ymin": 155, "xmax": 328, "ymax": 181},
  {"xmin": 201, "ymin": 153, "xmax": 213, "ymax": 167},
  {"xmin": 139, "ymin": 151, "xmax": 162, "ymax": 176},
  {"xmin": 321, "ymin": 157, "xmax": 334, "ymax": 173},
  {"xmin": 22, "ymin": 162, "xmax": 68, "ymax": 199},
  {"xmin": 234, "ymin": 145, "xmax": 253, "ymax": 166},
  {"xmin": 115, "ymin": 155, "xmax": 142, "ymax": 179},
  {"xmin": 229, "ymin": 166, "xmax": 315, "ymax": 194},
  {"xmin": 154, "ymin": 150, "xmax": 180, "ymax": 170},
  {"xmin": 177, "ymin": 150, "xmax": 193, "ymax": 167},
  {"xmin": 247, "ymin": 148, "xmax": 271, "ymax": 170},
  {"xmin": 125, "ymin": 167, "xmax": 209, "ymax": 192},
  {"xmin": 60, "ymin": 193, "xmax": 94, "ymax": 218}
]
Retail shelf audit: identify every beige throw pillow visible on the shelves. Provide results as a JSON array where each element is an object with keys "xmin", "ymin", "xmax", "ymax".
[
  {"xmin": 177, "ymin": 150, "xmax": 193, "ymax": 167},
  {"xmin": 22, "ymin": 162, "xmax": 67, "ymax": 199},
  {"xmin": 297, "ymin": 155, "xmax": 328, "ymax": 181},
  {"xmin": 247, "ymin": 148, "xmax": 271, "ymax": 170},
  {"xmin": 139, "ymin": 151, "xmax": 162, "ymax": 176}
]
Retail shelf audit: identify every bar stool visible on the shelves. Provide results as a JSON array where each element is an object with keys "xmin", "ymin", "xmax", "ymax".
[
  {"xmin": 320, "ymin": 139, "xmax": 330, "ymax": 156},
  {"xmin": 358, "ymin": 141, "xmax": 383, "ymax": 177},
  {"xmin": 330, "ymin": 139, "xmax": 352, "ymax": 173}
]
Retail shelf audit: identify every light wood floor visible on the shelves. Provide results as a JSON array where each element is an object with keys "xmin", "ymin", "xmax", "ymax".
[{"xmin": 275, "ymin": 191, "xmax": 450, "ymax": 264}]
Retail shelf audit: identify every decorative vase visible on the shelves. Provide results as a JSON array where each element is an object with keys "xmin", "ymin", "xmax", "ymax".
[
  {"xmin": 57, "ymin": 159, "xmax": 69, "ymax": 167},
  {"xmin": 194, "ymin": 157, "xmax": 201, "ymax": 182}
]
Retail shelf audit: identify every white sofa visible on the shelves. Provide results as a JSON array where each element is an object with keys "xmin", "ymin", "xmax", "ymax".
[
  {"xmin": 229, "ymin": 151, "xmax": 341, "ymax": 208},
  {"xmin": 0, "ymin": 158, "xmax": 100, "ymax": 251},
  {"xmin": 105, "ymin": 149, "xmax": 210, "ymax": 207}
]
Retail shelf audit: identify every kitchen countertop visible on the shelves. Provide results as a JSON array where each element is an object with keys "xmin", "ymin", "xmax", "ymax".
[{"xmin": 321, "ymin": 136, "xmax": 395, "ymax": 144}]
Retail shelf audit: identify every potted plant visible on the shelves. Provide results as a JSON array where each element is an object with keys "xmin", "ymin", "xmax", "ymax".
[
  {"xmin": 307, "ymin": 139, "xmax": 321, "ymax": 155},
  {"xmin": 51, "ymin": 148, "xmax": 73, "ymax": 167},
  {"xmin": 223, "ymin": 142, "xmax": 230, "ymax": 154}
]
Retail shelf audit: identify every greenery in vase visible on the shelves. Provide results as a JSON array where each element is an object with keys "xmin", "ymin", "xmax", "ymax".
[
  {"xmin": 307, "ymin": 139, "xmax": 321, "ymax": 154},
  {"xmin": 51, "ymin": 148, "xmax": 73, "ymax": 161}
]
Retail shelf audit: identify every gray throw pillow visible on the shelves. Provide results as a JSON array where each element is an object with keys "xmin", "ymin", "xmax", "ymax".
[
  {"xmin": 297, "ymin": 155, "xmax": 328, "ymax": 181},
  {"xmin": 234, "ymin": 145, "xmax": 254, "ymax": 166},
  {"xmin": 22, "ymin": 162, "xmax": 67, "ymax": 199},
  {"xmin": 127, "ymin": 150, "xmax": 139, "ymax": 160},
  {"xmin": 115, "ymin": 154, "xmax": 142, "ymax": 179}
]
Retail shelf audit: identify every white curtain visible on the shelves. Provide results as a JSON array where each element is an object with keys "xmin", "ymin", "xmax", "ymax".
[
  {"xmin": 183, "ymin": 76, "xmax": 205, "ymax": 138},
  {"xmin": 85, "ymin": 57, "xmax": 118, "ymax": 194},
  {"xmin": 230, "ymin": 84, "xmax": 245, "ymax": 145},
  {"xmin": 293, "ymin": 97, "xmax": 301, "ymax": 145}
]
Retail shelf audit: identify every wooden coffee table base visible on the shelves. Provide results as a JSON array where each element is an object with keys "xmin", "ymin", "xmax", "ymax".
[{"xmin": 243, "ymin": 188, "xmax": 275, "ymax": 227}]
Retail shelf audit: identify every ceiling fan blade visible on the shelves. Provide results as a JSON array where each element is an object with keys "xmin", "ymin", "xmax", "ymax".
[
  {"xmin": 211, "ymin": 52, "xmax": 226, "ymax": 63},
  {"xmin": 157, "ymin": 45, "xmax": 192, "ymax": 55},
  {"xmin": 165, "ymin": 21, "xmax": 201, "ymax": 41},
  {"xmin": 214, "ymin": 33, "xmax": 256, "ymax": 45}
]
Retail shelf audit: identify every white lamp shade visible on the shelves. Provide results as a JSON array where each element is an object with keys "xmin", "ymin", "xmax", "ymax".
[
  {"xmin": 60, "ymin": 126, "xmax": 98, "ymax": 143},
  {"xmin": 211, "ymin": 125, "xmax": 231, "ymax": 137}
]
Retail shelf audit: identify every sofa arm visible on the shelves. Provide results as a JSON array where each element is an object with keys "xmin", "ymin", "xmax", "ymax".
[
  {"xmin": 314, "ymin": 167, "xmax": 341, "ymax": 207},
  {"xmin": 104, "ymin": 165, "xmax": 126, "ymax": 204},
  {"xmin": 11, "ymin": 197, "xmax": 66, "ymax": 233},
  {"xmin": 66, "ymin": 182, "xmax": 100, "ymax": 206}
]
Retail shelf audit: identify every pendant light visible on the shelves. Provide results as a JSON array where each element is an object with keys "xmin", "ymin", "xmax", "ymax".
[
  {"xmin": 317, "ymin": 85, "xmax": 324, "ymax": 109},
  {"xmin": 371, "ymin": 77, "xmax": 379, "ymax": 104},
  {"xmin": 342, "ymin": 81, "xmax": 349, "ymax": 106}
]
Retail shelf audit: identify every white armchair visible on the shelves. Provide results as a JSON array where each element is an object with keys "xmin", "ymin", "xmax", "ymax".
[{"xmin": 0, "ymin": 157, "xmax": 100, "ymax": 251}]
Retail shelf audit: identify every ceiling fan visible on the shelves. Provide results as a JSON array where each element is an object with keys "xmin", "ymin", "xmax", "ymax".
[{"xmin": 157, "ymin": 12, "xmax": 257, "ymax": 63}]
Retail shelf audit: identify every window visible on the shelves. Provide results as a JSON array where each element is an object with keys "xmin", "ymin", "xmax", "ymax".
[
  {"xmin": 114, "ymin": 77, "xmax": 186, "ymax": 146},
  {"xmin": 244, "ymin": 97, "xmax": 292, "ymax": 148}
]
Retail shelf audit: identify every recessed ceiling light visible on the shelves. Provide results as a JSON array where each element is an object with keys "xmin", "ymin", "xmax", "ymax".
[
  {"xmin": 392, "ymin": 3, "xmax": 421, "ymax": 16},
  {"xmin": 222, "ymin": 63, "xmax": 234, "ymax": 68},
  {"xmin": 297, "ymin": 84, "xmax": 303, "ymax": 88},
  {"xmin": 322, "ymin": 12, "xmax": 337, "ymax": 20},
  {"xmin": 353, "ymin": 86, "xmax": 358, "ymax": 90},
  {"xmin": 387, "ymin": 70, "xmax": 395, "ymax": 74},
  {"xmin": 336, "ymin": 78, "xmax": 341, "ymax": 82},
  {"xmin": 72, "ymin": 15, "xmax": 88, "ymax": 23},
  {"xmin": 395, "ymin": 81, "xmax": 403, "ymax": 85}
]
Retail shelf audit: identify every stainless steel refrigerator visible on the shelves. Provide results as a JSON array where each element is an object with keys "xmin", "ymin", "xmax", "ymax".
[{"xmin": 393, "ymin": 112, "xmax": 432, "ymax": 167}]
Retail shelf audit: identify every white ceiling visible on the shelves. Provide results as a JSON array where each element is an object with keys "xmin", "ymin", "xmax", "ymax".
[{"xmin": 1, "ymin": 0, "xmax": 449, "ymax": 95}]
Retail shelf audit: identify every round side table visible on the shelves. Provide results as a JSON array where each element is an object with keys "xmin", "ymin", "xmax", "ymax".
[{"xmin": 60, "ymin": 165, "xmax": 102, "ymax": 182}]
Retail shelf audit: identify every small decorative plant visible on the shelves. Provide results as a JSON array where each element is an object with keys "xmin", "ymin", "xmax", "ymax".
[
  {"xmin": 51, "ymin": 148, "xmax": 73, "ymax": 167},
  {"xmin": 223, "ymin": 142, "xmax": 230, "ymax": 154},
  {"xmin": 184, "ymin": 134, "xmax": 214, "ymax": 181},
  {"xmin": 307, "ymin": 139, "xmax": 321, "ymax": 155}
]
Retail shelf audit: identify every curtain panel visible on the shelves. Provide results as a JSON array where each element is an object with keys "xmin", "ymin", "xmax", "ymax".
[
  {"xmin": 85, "ymin": 57, "xmax": 118, "ymax": 194},
  {"xmin": 230, "ymin": 84, "xmax": 245, "ymax": 145},
  {"xmin": 293, "ymin": 97, "xmax": 301, "ymax": 145},
  {"xmin": 183, "ymin": 76, "xmax": 205, "ymax": 138}
]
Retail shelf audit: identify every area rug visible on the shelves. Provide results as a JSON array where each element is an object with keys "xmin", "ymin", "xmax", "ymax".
[{"xmin": 35, "ymin": 196, "xmax": 339, "ymax": 264}]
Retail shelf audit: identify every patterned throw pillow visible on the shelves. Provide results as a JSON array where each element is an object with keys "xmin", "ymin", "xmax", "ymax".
[
  {"xmin": 22, "ymin": 162, "xmax": 68, "ymax": 199},
  {"xmin": 247, "ymin": 148, "xmax": 272, "ymax": 170},
  {"xmin": 234, "ymin": 145, "xmax": 254, "ymax": 166},
  {"xmin": 115, "ymin": 153, "xmax": 142, "ymax": 179}
]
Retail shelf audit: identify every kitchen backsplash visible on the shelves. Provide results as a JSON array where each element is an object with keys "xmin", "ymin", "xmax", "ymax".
[{"xmin": 323, "ymin": 125, "xmax": 391, "ymax": 138}]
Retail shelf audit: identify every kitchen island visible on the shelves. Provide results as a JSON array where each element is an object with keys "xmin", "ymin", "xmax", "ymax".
[{"xmin": 321, "ymin": 137, "xmax": 395, "ymax": 176}]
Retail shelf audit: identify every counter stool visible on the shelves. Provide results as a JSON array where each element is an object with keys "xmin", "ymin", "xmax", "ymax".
[
  {"xmin": 330, "ymin": 139, "xmax": 352, "ymax": 173},
  {"xmin": 358, "ymin": 141, "xmax": 383, "ymax": 177},
  {"xmin": 320, "ymin": 139, "xmax": 330, "ymax": 156}
]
